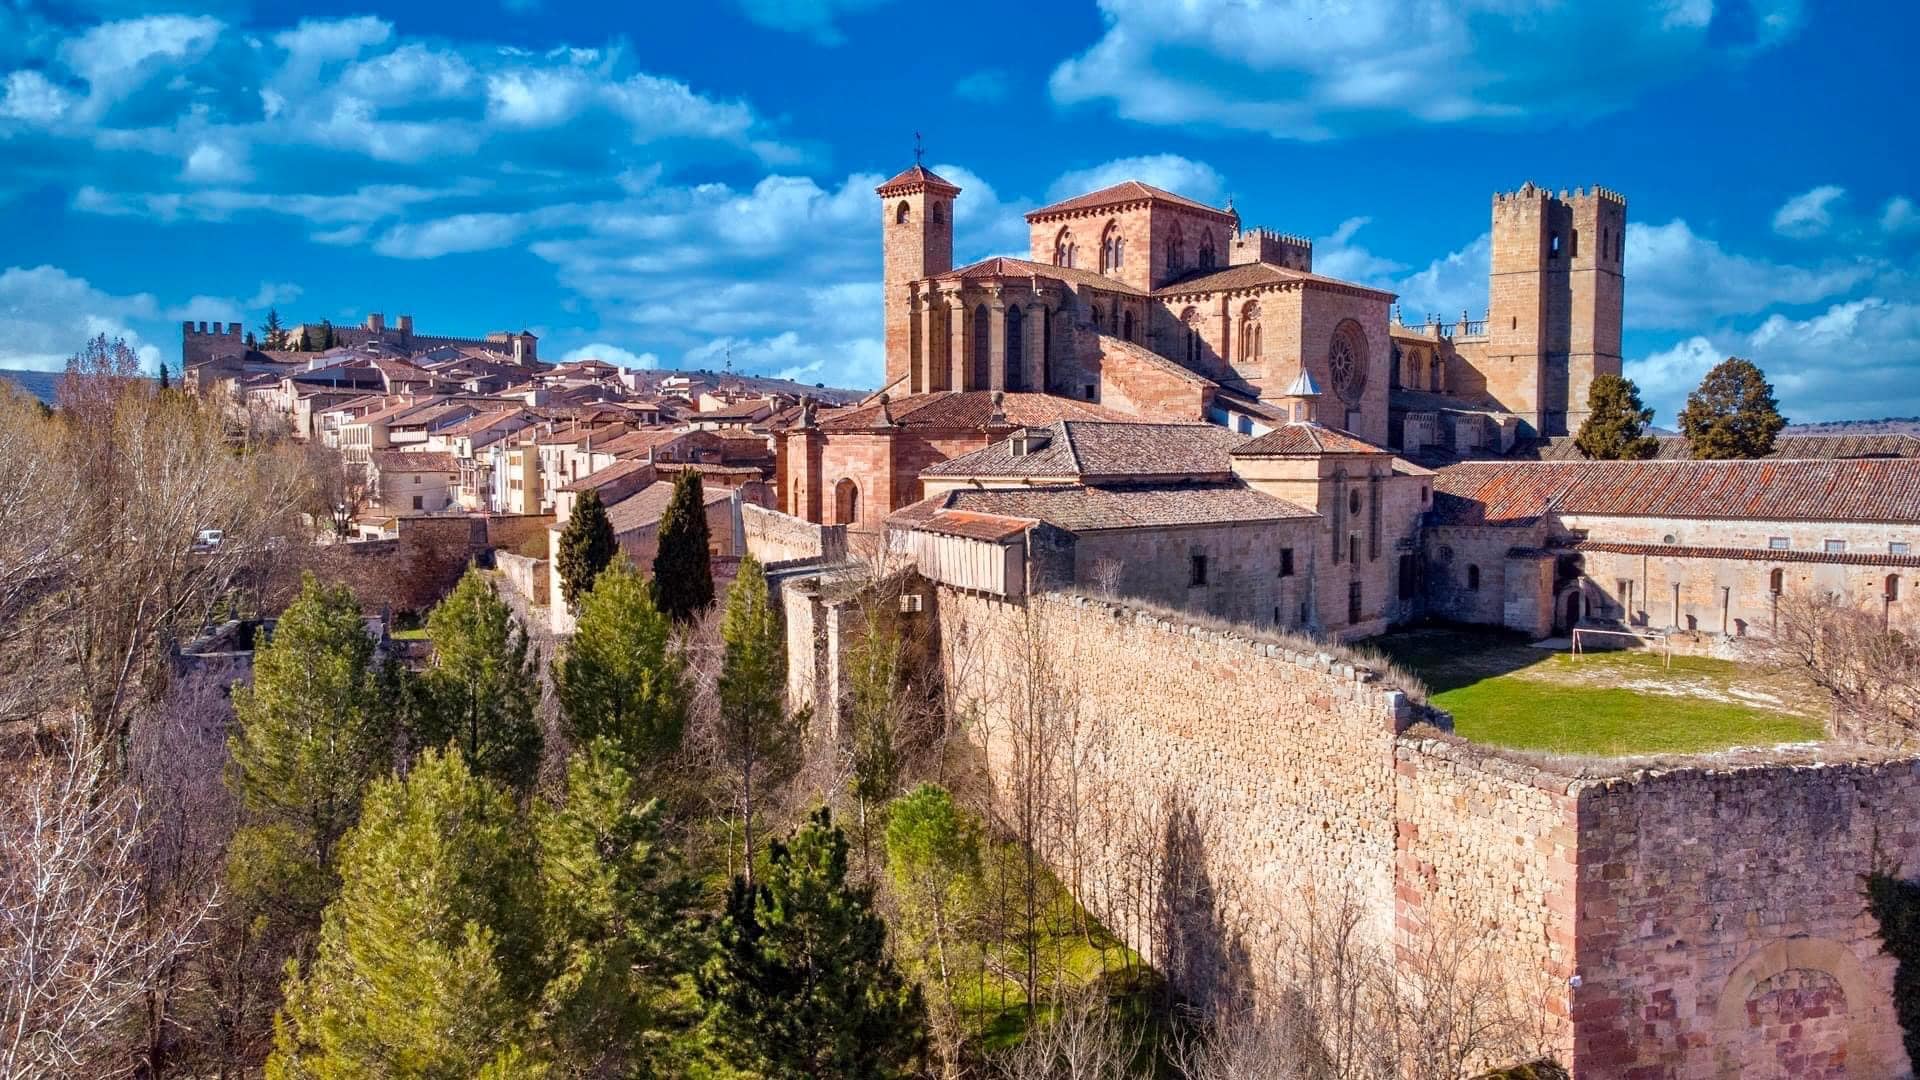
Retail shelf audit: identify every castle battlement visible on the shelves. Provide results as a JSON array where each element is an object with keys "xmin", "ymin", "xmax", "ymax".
[
  {"xmin": 1495, "ymin": 182, "xmax": 1627, "ymax": 208},
  {"xmin": 1231, "ymin": 226, "xmax": 1314, "ymax": 271}
]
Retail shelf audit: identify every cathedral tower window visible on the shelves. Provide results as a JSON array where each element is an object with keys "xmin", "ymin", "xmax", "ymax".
[
  {"xmin": 1005, "ymin": 305, "xmax": 1025, "ymax": 390},
  {"xmin": 895, "ymin": 200, "xmax": 910, "ymax": 224},
  {"xmin": 1100, "ymin": 220, "xmax": 1123, "ymax": 274},
  {"xmin": 1168, "ymin": 222, "xmax": 1186, "ymax": 271},
  {"xmin": 1181, "ymin": 307, "xmax": 1202, "ymax": 366},
  {"xmin": 1054, "ymin": 227, "xmax": 1076, "ymax": 268},
  {"xmin": 972, "ymin": 304, "xmax": 991, "ymax": 389},
  {"xmin": 1122, "ymin": 310, "xmax": 1135, "ymax": 342},
  {"xmin": 1238, "ymin": 301, "xmax": 1262, "ymax": 364},
  {"xmin": 1199, "ymin": 229, "xmax": 1216, "ymax": 269}
]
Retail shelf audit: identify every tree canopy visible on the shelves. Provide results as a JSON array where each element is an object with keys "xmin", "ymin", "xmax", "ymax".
[
  {"xmin": 553, "ymin": 559, "xmax": 685, "ymax": 769},
  {"xmin": 555, "ymin": 489, "xmax": 617, "ymax": 613},
  {"xmin": 1678, "ymin": 357, "xmax": 1785, "ymax": 459},
  {"xmin": 651, "ymin": 471, "xmax": 714, "ymax": 622},
  {"xmin": 1574, "ymin": 373, "xmax": 1660, "ymax": 460},
  {"xmin": 418, "ymin": 568, "xmax": 543, "ymax": 793}
]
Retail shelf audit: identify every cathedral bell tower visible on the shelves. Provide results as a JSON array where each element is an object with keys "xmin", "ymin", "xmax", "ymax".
[{"xmin": 876, "ymin": 163, "xmax": 959, "ymax": 394}]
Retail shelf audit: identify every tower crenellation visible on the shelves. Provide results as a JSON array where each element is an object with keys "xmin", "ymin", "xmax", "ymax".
[{"xmin": 1231, "ymin": 227, "xmax": 1314, "ymax": 271}]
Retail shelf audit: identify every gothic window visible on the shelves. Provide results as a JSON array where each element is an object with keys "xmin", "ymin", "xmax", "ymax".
[
  {"xmin": 1122, "ymin": 310, "xmax": 1135, "ymax": 342},
  {"xmin": 1429, "ymin": 357, "xmax": 1443, "ymax": 392},
  {"xmin": 1168, "ymin": 222, "xmax": 1186, "ymax": 271},
  {"xmin": 1467, "ymin": 564, "xmax": 1481, "ymax": 591},
  {"xmin": 1100, "ymin": 220, "xmax": 1121, "ymax": 274},
  {"xmin": 972, "ymin": 304, "xmax": 990, "ymax": 389},
  {"xmin": 1181, "ymin": 307, "xmax": 1202, "ymax": 366},
  {"xmin": 1054, "ymin": 227, "xmax": 1076, "ymax": 268},
  {"xmin": 1238, "ymin": 301, "xmax": 1263, "ymax": 364},
  {"xmin": 1389, "ymin": 345, "xmax": 1402, "ymax": 389},
  {"xmin": 1114, "ymin": 235, "xmax": 1125, "ymax": 269},
  {"xmin": 1090, "ymin": 303, "xmax": 1104, "ymax": 330},
  {"xmin": 1199, "ymin": 229, "xmax": 1216, "ymax": 269},
  {"xmin": 930, "ymin": 201, "xmax": 945, "ymax": 224},
  {"xmin": 1328, "ymin": 319, "xmax": 1369, "ymax": 405},
  {"xmin": 1005, "ymin": 305, "xmax": 1025, "ymax": 390},
  {"xmin": 895, "ymin": 200, "xmax": 910, "ymax": 224}
]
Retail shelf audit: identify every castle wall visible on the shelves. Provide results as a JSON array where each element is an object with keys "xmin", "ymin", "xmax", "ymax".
[
  {"xmin": 1569, "ymin": 761, "xmax": 1919, "ymax": 1078},
  {"xmin": 1068, "ymin": 518, "xmax": 1318, "ymax": 629},
  {"xmin": 742, "ymin": 502, "xmax": 847, "ymax": 565}
]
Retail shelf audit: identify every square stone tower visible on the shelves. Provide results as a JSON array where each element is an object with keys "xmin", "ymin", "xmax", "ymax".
[
  {"xmin": 876, "ymin": 165, "xmax": 959, "ymax": 394},
  {"xmin": 1483, "ymin": 182, "xmax": 1626, "ymax": 436}
]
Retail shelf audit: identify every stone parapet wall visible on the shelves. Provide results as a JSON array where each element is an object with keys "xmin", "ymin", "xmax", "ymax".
[
  {"xmin": 494, "ymin": 551, "xmax": 548, "ymax": 607},
  {"xmin": 743, "ymin": 502, "xmax": 847, "ymax": 564}
]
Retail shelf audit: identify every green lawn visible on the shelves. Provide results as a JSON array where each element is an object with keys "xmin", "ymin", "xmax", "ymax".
[
  {"xmin": 1371, "ymin": 628, "xmax": 1825, "ymax": 756},
  {"xmin": 388, "ymin": 626, "xmax": 428, "ymax": 640}
]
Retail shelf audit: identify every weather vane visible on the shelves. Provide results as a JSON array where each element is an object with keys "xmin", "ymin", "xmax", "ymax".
[{"xmin": 914, "ymin": 131, "xmax": 924, "ymax": 165}]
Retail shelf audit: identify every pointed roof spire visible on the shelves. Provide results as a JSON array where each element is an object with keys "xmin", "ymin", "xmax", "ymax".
[{"xmin": 1283, "ymin": 369, "xmax": 1322, "ymax": 399}]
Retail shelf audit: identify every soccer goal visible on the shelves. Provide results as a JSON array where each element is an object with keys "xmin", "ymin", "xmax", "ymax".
[{"xmin": 1570, "ymin": 626, "xmax": 1673, "ymax": 670}]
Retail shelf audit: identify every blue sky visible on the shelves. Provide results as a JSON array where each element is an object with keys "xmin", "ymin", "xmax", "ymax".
[{"xmin": 0, "ymin": 0, "xmax": 1914, "ymax": 423}]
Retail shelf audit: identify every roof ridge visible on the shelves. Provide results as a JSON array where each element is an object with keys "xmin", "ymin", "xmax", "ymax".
[{"xmin": 1058, "ymin": 420, "xmax": 1085, "ymax": 475}]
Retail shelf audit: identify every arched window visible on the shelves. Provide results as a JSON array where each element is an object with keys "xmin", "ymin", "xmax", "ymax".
[
  {"xmin": 895, "ymin": 200, "xmax": 910, "ymax": 224},
  {"xmin": 1005, "ymin": 305, "xmax": 1024, "ymax": 390},
  {"xmin": 1199, "ymin": 229, "xmax": 1216, "ymax": 269},
  {"xmin": 1122, "ymin": 310, "xmax": 1135, "ymax": 342},
  {"xmin": 834, "ymin": 478, "xmax": 860, "ymax": 526},
  {"xmin": 1099, "ymin": 220, "xmax": 1120, "ymax": 274},
  {"xmin": 1090, "ymin": 303, "xmax": 1103, "ymax": 330},
  {"xmin": 1181, "ymin": 307, "xmax": 1202, "ymax": 366},
  {"xmin": 930, "ymin": 201, "xmax": 945, "ymax": 225},
  {"xmin": 1467, "ymin": 564, "xmax": 1481, "ymax": 591},
  {"xmin": 1114, "ymin": 235, "xmax": 1125, "ymax": 270},
  {"xmin": 1890, "ymin": 574, "xmax": 1902, "ymax": 602},
  {"xmin": 972, "ymin": 304, "xmax": 990, "ymax": 389},
  {"xmin": 1550, "ymin": 232, "xmax": 1562, "ymax": 257},
  {"xmin": 1054, "ymin": 227, "xmax": 1075, "ymax": 268},
  {"xmin": 1238, "ymin": 301, "xmax": 1262, "ymax": 363},
  {"xmin": 1770, "ymin": 568, "xmax": 1784, "ymax": 594},
  {"xmin": 1348, "ymin": 490, "xmax": 1361, "ymax": 515},
  {"xmin": 1429, "ymin": 356, "xmax": 1443, "ymax": 392},
  {"xmin": 1168, "ymin": 222, "xmax": 1186, "ymax": 271}
]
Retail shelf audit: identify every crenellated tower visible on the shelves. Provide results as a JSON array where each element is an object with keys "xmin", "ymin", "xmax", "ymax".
[
  {"xmin": 876, "ymin": 164, "xmax": 959, "ymax": 394},
  {"xmin": 1482, "ymin": 182, "xmax": 1626, "ymax": 436}
]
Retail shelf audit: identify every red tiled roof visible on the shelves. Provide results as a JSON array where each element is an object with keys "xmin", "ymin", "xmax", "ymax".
[
  {"xmin": 369, "ymin": 450, "xmax": 459, "ymax": 474},
  {"xmin": 821, "ymin": 391, "xmax": 1139, "ymax": 433},
  {"xmin": 937, "ymin": 255, "xmax": 1147, "ymax": 297},
  {"xmin": 557, "ymin": 458, "xmax": 652, "ymax": 492},
  {"xmin": 1433, "ymin": 459, "xmax": 1920, "ymax": 525},
  {"xmin": 875, "ymin": 164, "xmax": 961, "ymax": 196},
  {"xmin": 1098, "ymin": 334, "xmax": 1217, "ymax": 388},
  {"xmin": 1531, "ymin": 432, "xmax": 1920, "ymax": 462},
  {"xmin": 918, "ymin": 510, "xmax": 1035, "ymax": 542},
  {"xmin": 604, "ymin": 480, "xmax": 732, "ymax": 535},
  {"xmin": 899, "ymin": 482, "xmax": 1315, "ymax": 533},
  {"xmin": 1231, "ymin": 423, "xmax": 1392, "ymax": 457},
  {"xmin": 1026, "ymin": 181, "xmax": 1234, "ymax": 221},
  {"xmin": 922, "ymin": 420, "xmax": 1248, "ymax": 481},
  {"xmin": 597, "ymin": 427, "xmax": 693, "ymax": 457},
  {"xmin": 1154, "ymin": 262, "xmax": 1396, "ymax": 302},
  {"xmin": 438, "ymin": 409, "xmax": 530, "ymax": 438},
  {"xmin": 1571, "ymin": 540, "xmax": 1920, "ymax": 569}
]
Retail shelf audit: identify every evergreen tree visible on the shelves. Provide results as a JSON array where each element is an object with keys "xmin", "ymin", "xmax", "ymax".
[
  {"xmin": 716, "ymin": 556, "xmax": 792, "ymax": 884},
  {"xmin": 1574, "ymin": 373, "xmax": 1660, "ymax": 460},
  {"xmin": 847, "ymin": 621, "xmax": 903, "ymax": 876},
  {"xmin": 651, "ymin": 471, "xmax": 713, "ymax": 622},
  {"xmin": 157, "ymin": 361, "xmax": 171, "ymax": 391},
  {"xmin": 534, "ymin": 741, "xmax": 699, "ymax": 1074},
  {"xmin": 418, "ymin": 568, "xmax": 543, "ymax": 793},
  {"xmin": 555, "ymin": 488, "xmax": 617, "ymax": 612},
  {"xmin": 884, "ymin": 784, "xmax": 982, "ymax": 1009},
  {"xmin": 261, "ymin": 307, "xmax": 287, "ymax": 350},
  {"xmin": 553, "ymin": 560, "xmax": 685, "ymax": 768},
  {"xmin": 268, "ymin": 749, "xmax": 544, "ymax": 1079},
  {"xmin": 227, "ymin": 573, "xmax": 394, "ymax": 915},
  {"xmin": 1678, "ymin": 356, "xmax": 1786, "ymax": 459},
  {"xmin": 319, "ymin": 319, "xmax": 337, "ymax": 351},
  {"xmin": 698, "ymin": 808, "xmax": 928, "ymax": 1080}
]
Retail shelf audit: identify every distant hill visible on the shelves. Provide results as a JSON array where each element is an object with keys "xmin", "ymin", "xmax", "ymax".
[
  {"xmin": 620, "ymin": 367, "xmax": 868, "ymax": 405},
  {"xmin": 1783, "ymin": 417, "xmax": 1920, "ymax": 436},
  {"xmin": 0, "ymin": 368, "xmax": 60, "ymax": 405}
]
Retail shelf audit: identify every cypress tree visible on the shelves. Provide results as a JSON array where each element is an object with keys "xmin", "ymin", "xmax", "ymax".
[
  {"xmin": 1678, "ymin": 356, "xmax": 1786, "ymax": 459},
  {"xmin": 268, "ymin": 749, "xmax": 544, "ymax": 1079},
  {"xmin": 697, "ymin": 807, "xmax": 929, "ymax": 1080},
  {"xmin": 716, "ymin": 556, "xmax": 792, "ymax": 884},
  {"xmin": 553, "ymin": 560, "xmax": 686, "ymax": 768},
  {"xmin": 418, "ymin": 568, "xmax": 544, "ymax": 794},
  {"xmin": 651, "ymin": 471, "xmax": 713, "ymax": 622},
  {"xmin": 1574, "ymin": 373, "xmax": 1660, "ymax": 460},
  {"xmin": 227, "ymin": 573, "xmax": 394, "ymax": 914},
  {"xmin": 157, "ymin": 362, "xmax": 171, "ymax": 391},
  {"xmin": 555, "ymin": 488, "xmax": 617, "ymax": 612}
]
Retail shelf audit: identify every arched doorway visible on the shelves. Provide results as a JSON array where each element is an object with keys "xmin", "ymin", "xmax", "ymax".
[
  {"xmin": 1555, "ymin": 582, "xmax": 1586, "ymax": 633},
  {"xmin": 833, "ymin": 478, "xmax": 860, "ymax": 526}
]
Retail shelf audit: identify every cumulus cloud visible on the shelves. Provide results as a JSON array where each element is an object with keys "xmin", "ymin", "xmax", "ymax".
[
  {"xmin": 561, "ymin": 342, "xmax": 659, "ymax": 369},
  {"xmin": 0, "ymin": 70, "xmax": 77, "ymax": 124},
  {"xmin": 0, "ymin": 264, "xmax": 162, "ymax": 371},
  {"xmin": 1772, "ymin": 184, "xmax": 1845, "ymax": 238},
  {"xmin": 1049, "ymin": 0, "xmax": 1801, "ymax": 140},
  {"xmin": 59, "ymin": 14, "xmax": 223, "ymax": 114},
  {"xmin": 1627, "ymin": 218, "xmax": 1875, "ymax": 328},
  {"xmin": 1046, "ymin": 154, "xmax": 1224, "ymax": 205},
  {"xmin": 1882, "ymin": 196, "xmax": 1918, "ymax": 235},
  {"xmin": 735, "ymin": 0, "xmax": 893, "ymax": 45},
  {"xmin": 374, "ymin": 213, "xmax": 528, "ymax": 259},
  {"xmin": 1390, "ymin": 232, "xmax": 1492, "ymax": 322}
]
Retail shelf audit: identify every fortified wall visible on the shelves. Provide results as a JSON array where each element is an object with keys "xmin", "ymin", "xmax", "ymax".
[{"xmin": 931, "ymin": 586, "xmax": 1920, "ymax": 1077}]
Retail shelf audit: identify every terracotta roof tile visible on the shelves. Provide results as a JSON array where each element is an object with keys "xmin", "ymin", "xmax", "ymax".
[
  {"xmin": 1572, "ymin": 539, "xmax": 1920, "ymax": 569},
  {"xmin": 875, "ymin": 164, "xmax": 960, "ymax": 195},
  {"xmin": 604, "ymin": 480, "xmax": 732, "ymax": 535},
  {"xmin": 1432, "ymin": 459, "xmax": 1920, "ymax": 525},
  {"xmin": 1231, "ymin": 423, "xmax": 1392, "ymax": 457},
  {"xmin": 901, "ymin": 482, "xmax": 1314, "ymax": 532},
  {"xmin": 937, "ymin": 256, "xmax": 1147, "ymax": 297},
  {"xmin": 820, "ymin": 391, "xmax": 1138, "ymax": 433},
  {"xmin": 923, "ymin": 420, "xmax": 1248, "ymax": 481},
  {"xmin": 557, "ymin": 458, "xmax": 652, "ymax": 492},
  {"xmin": 918, "ymin": 510, "xmax": 1035, "ymax": 542},
  {"xmin": 369, "ymin": 450, "xmax": 459, "ymax": 474},
  {"xmin": 1530, "ymin": 433, "xmax": 1920, "ymax": 462},
  {"xmin": 1027, "ymin": 181, "xmax": 1233, "ymax": 221},
  {"xmin": 1154, "ymin": 262, "xmax": 1396, "ymax": 301}
]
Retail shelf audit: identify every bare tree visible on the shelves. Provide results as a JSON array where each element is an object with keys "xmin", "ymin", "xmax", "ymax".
[
  {"xmin": 0, "ymin": 742, "xmax": 213, "ymax": 1080},
  {"xmin": 1763, "ymin": 588, "xmax": 1920, "ymax": 748},
  {"xmin": 988, "ymin": 988, "xmax": 1140, "ymax": 1080},
  {"xmin": 0, "ymin": 385, "xmax": 75, "ymax": 729}
]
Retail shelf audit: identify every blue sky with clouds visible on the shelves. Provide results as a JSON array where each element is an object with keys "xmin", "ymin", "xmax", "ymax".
[{"xmin": 0, "ymin": 0, "xmax": 1914, "ymax": 423}]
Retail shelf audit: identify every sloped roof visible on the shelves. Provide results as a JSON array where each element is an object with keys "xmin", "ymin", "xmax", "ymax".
[
  {"xmin": 1098, "ymin": 334, "xmax": 1218, "ymax": 389},
  {"xmin": 875, "ymin": 164, "xmax": 961, "ymax": 196},
  {"xmin": 937, "ymin": 255, "xmax": 1147, "ymax": 297},
  {"xmin": 897, "ymin": 482, "xmax": 1314, "ymax": 533},
  {"xmin": 596, "ymin": 427, "xmax": 694, "ymax": 458},
  {"xmin": 438, "ymin": 409, "xmax": 531, "ymax": 438},
  {"xmin": 1231, "ymin": 423, "xmax": 1393, "ymax": 457},
  {"xmin": 1529, "ymin": 432, "xmax": 1920, "ymax": 462},
  {"xmin": 369, "ymin": 450, "xmax": 459, "ymax": 474},
  {"xmin": 1155, "ymin": 262, "xmax": 1396, "ymax": 301},
  {"xmin": 558, "ymin": 458, "xmax": 652, "ymax": 492},
  {"xmin": 1432, "ymin": 459, "xmax": 1920, "ymax": 525},
  {"xmin": 820, "ymin": 391, "xmax": 1137, "ymax": 433},
  {"xmin": 1027, "ymin": 181, "xmax": 1233, "ymax": 221},
  {"xmin": 604, "ymin": 480, "xmax": 732, "ymax": 536},
  {"xmin": 922, "ymin": 420, "xmax": 1249, "ymax": 481}
]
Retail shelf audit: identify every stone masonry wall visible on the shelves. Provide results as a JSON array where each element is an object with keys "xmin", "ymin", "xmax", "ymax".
[{"xmin": 742, "ymin": 502, "xmax": 847, "ymax": 565}]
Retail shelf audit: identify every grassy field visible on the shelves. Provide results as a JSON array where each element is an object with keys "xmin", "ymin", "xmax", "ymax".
[{"xmin": 1371, "ymin": 627, "xmax": 1825, "ymax": 756}]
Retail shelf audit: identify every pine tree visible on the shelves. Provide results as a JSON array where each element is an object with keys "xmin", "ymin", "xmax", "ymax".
[
  {"xmin": 268, "ymin": 748, "xmax": 545, "ymax": 1079},
  {"xmin": 555, "ymin": 488, "xmax": 617, "ymax": 612},
  {"xmin": 262, "ymin": 307, "xmax": 287, "ymax": 350},
  {"xmin": 157, "ymin": 362, "xmax": 171, "ymax": 391},
  {"xmin": 418, "ymin": 568, "xmax": 544, "ymax": 793},
  {"xmin": 697, "ymin": 807, "xmax": 929, "ymax": 1080},
  {"xmin": 534, "ymin": 741, "xmax": 699, "ymax": 1074},
  {"xmin": 553, "ymin": 560, "xmax": 685, "ymax": 768},
  {"xmin": 716, "ymin": 556, "xmax": 792, "ymax": 885},
  {"xmin": 227, "ymin": 573, "xmax": 394, "ymax": 916},
  {"xmin": 1678, "ymin": 356, "xmax": 1786, "ymax": 459},
  {"xmin": 1574, "ymin": 373, "xmax": 1660, "ymax": 460},
  {"xmin": 651, "ymin": 471, "xmax": 713, "ymax": 622}
]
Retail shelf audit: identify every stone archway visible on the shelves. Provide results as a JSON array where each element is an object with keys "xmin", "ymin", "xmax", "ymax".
[
  {"xmin": 1554, "ymin": 582, "xmax": 1585, "ymax": 633},
  {"xmin": 1712, "ymin": 936, "xmax": 1901, "ymax": 1078}
]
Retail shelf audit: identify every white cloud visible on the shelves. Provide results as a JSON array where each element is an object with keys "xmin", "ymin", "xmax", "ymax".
[
  {"xmin": 735, "ymin": 0, "xmax": 893, "ymax": 45},
  {"xmin": 181, "ymin": 139, "xmax": 250, "ymax": 183},
  {"xmin": 485, "ymin": 66, "xmax": 591, "ymax": 127},
  {"xmin": 339, "ymin": 43, "xmax": 474, "ymax": 103},
  {"xmin": 1628, "ymin": 296, "xmax": 1920, "ymax": 424},
  {"xmin": 1882, "ymin": 196, "xmax": 1918, "ymax": 235},
  {"xmin": 59, "ymin": 14, "xmax": 221, "ymax": 117},
  {"xmin": 1627, "ymin": 218, "xmax": 1875, "ymax": 328},
  {"xmin": 1046, "ymin": 154, "xmax": 1224, "ymax": 205},
  {"xmin": 1391, "ymin": 232, "xmax": 1491, "ymax": 321},
  {"xmin": 271, "ymin": 16, "xmax": 391, "ymax": 61},
  {"xmin": 561, "ymin": 342, "xmax": 658, "ymax": 369},
  {"xmin": 954, "ymin": 69, "xmax": 1010, "ymax": 103},
  {"xmin": 1771, "ymin": 184, "xmax": 1845, "ymax": 238},
  {"xmin": 0, "ymin": 264, "xmax": 161, "ymax": 372},
  {"xmin": 374, "ymin": 213, "xmax": 528, "ymax": 259},
  {"xmin": 1311, "ymin": 217, "xmax": 1406, "ymax": 285},
  {"xmin": 0, "ymin": 70, "xmax": 77, "ymax": 125},
  {"xmin": 1049, "ymin": 0, "xmax": 1801, "ymax": 140}
]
